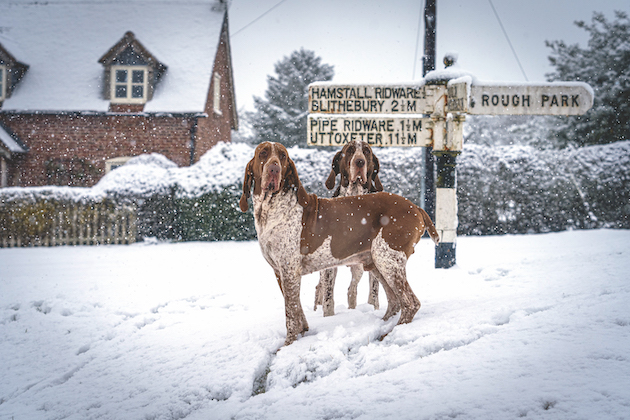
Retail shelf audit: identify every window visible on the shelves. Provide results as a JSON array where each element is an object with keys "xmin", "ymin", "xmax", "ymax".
[
  {"xmin": 0, "ymin": 65, "xmax": 5, "ymax": 101},
  {"xmin": 110, "ymin": 65, "xmax": 148, "ymax": 104},
  {"xmin": 1, "ymin": 156, "xmax": 8, "ymax": 188},
  {"xmin": 99, "ymin": 32, "xmax": 167, "ymax": 108},
  {"xmin": 213, "ymin": 73, "xmax": 222, "ymax": 114},
  {"xmin": 105, "ymin": 156, "xmax": 132, "ymax": 173}
]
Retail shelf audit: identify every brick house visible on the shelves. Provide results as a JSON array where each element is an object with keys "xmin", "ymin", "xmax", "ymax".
[{"xmin": 0, "ymin": 0, "xmax": 238, "ymax": 187}]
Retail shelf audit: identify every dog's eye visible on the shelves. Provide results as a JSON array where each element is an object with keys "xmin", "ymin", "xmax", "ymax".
[
  {"xmin": 279, "ymin": 152, "xmax": 286, "ymax": 161},
  {"xmin": 363, "ymin": 146, "xmax": 371, "ymax": 156},
  {"xmin": 347, "ymin": 146, "xmax": 355, "ymax": 154},
  {"xmin": 259, "ymin": 149, "xmax": 268, "ymax": 159}
]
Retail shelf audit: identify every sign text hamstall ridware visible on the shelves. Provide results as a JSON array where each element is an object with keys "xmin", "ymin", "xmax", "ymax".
[{"xmin": 309, "ymin": 84, "xmax": 442, "ymax": 115}]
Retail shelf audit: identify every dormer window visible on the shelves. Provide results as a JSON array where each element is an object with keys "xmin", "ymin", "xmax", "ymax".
[
  {"xmin": 0, "ymin": 44, "xmax": 29, "ymax": 103},
  {"xmin": 111, "ymin": 65, "xmax": 148, "ymax": 104},
  {"xmin": 99, "ymin": 32, "xmax": 166, "ymax": 111}
]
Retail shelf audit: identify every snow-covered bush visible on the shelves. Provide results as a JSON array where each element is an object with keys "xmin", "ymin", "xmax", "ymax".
[
  {"xmin": 457, "ymin": 141, "xmax": 629, "ymax": 234},
  {"xmin": 133, "ymin": 185, "xmax": 256, "ymax": 242},
  {"xmin": 1, "ymin": 141, "xmax": 628, "ymax": 243}
]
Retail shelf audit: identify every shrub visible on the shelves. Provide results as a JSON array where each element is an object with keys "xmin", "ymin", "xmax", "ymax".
[{"xmin": 2, "ymin": 141, "xmax": 628, "ymax": 246}]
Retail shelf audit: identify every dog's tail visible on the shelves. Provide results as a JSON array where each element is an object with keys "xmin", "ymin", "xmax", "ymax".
[{"xmin": 419, "ymin": 207, "xmax": 440, "ymax": 245}]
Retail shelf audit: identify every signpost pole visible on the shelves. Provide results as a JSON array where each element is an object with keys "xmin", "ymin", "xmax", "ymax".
[
  {"xmin": 422, "ymin": 0, "xmax": 437, "ymax": 223},
  {"xmin": 434, "ymin": 113, "xmax": 464, "ymax": 268},
  {"xmin": 432, "ymin": 78, "xmax": 466, "ymax": 268}
]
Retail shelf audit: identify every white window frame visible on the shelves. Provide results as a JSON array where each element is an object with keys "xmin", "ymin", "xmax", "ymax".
[
  {"xmin": 110, "ymin": 65, "xmax": 148, "ymax": 104},
  {"xmin": 0, "ymin": 65, "xmax": 6, "ymax": 101},
  {"xmin": 213, "ymin": 73, "xmax": 222, "ymax": 115},
  {"xmin": 1, "ymin": 156, "xmax": 8, "ymax": 188},
  {"xmin": 105, "ymin": 156, "xmax": 132, "ymax": 173}
]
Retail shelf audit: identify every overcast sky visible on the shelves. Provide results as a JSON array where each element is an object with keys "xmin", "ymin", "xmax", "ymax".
[{"xmin": 228, "ymin": 0, "xmax": 628, "ymax": 111}]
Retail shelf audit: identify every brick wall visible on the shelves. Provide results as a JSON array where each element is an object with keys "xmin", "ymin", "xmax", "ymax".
[
  {"xmin": 194, "ymin": 21, "xmax": 237, "ymax": 163},
  {"xmin": 0, "ymin": 113, "xmax": 197, "ymax": 187}
]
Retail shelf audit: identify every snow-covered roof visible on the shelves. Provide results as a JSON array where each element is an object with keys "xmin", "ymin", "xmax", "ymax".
[{"xmin": 0, "ymin": 0, "xmax": 227, "ymax": 113}]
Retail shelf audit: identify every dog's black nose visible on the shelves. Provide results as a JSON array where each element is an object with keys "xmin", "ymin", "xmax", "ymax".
[{"xmin": 355, "ymin": 158, "xmax": 365, "ymax": 168}]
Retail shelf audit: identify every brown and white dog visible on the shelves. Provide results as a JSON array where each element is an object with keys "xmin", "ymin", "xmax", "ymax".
[
  {"xmin": 314, "ymin": 140, "xmax": 383, "ymax": 316},
  {"xmin": 239, "ymin": 142, "xmax": 439, "ymax": 345}
]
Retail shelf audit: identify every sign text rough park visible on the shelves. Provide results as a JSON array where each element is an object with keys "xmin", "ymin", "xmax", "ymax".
[{"xmin": 469, "ymin": 82, "xmax": 593, "ymax": 115}]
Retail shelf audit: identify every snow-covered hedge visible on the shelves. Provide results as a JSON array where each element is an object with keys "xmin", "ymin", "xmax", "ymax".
[
  {"xmin": 1, "ymin": 141, "xmax": 628, "ymax": 242},
  {"xmin": 458, "ymin": 142, "xmax": 630, "ymax": 234}
]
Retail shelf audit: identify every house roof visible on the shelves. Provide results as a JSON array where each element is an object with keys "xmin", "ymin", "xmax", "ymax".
[{"xmin": 0, "ymin": 0, "xmax": 228, "ymax": 114}]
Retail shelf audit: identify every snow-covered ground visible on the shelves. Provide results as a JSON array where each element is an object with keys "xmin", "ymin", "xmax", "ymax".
[{"xmin": 1, "ymin": 229, "xmax": 629, "ymax": 420}]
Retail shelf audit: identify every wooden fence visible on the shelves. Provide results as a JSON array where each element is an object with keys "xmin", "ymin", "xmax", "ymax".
[{"xmin": 0, "ymin": 200, "xmax": 136, "ymax": 248}]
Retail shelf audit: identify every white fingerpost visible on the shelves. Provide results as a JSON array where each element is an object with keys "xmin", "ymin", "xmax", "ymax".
[{"xmin": 307, "ymin": 60, "xmax": 593, "ymax": 269}]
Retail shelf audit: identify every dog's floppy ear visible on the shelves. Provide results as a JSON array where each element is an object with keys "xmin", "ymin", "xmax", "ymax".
[
  {"xmin": 297, "ymin": 184, "xmax": 311, "ymax": 208},
  {"xmin": 285, "ymin": 157, "xmax": 310, "ymax": 208},
  {"xmin": 340, "ymin": 163, "xmax": 350, "ymax": 188},
  {"xmin": 371, "ymin": 153, "xmax": 383, "ymax": 192},
  {"xmin": 239, "ymin": 158, "xmax": 255, "ymax": 212},
  {"xmin": 325, "ymin": 150, "xmax": 343, "ymax": 190}
]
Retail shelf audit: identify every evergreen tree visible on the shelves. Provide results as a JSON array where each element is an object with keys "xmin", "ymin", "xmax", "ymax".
[
  {"xmin": 546, "ymin": 11, "xmax": 630, "ymax": 147},
  {"xmin": 248, "ymin": 49, "xmax": 334, "ymax": 148}
]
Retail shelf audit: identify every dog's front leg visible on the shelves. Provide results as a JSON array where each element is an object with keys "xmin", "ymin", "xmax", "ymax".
[
  {"xmin": 367, "ymin": 271, "xmax": 380, "ymax": 310},
  {"xmin": 281, "ymin": 270, "xmax": 309, "ymax": 345},
  {"xmin": 347, "ymin": 265, "xmax": 363, "ymax": 309},
  {"xmin": 316, "ymin": 268, "xmax": 337, "ymax": 316}
]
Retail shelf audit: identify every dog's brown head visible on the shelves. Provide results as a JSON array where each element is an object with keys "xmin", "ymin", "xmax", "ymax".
[
  {"xmin": 240, "ymin": 142, "xmax": 309, "ymax": 212},
  {"xmin": 325, "ymin": 140, "xmax": 383, "ymax": 196}
]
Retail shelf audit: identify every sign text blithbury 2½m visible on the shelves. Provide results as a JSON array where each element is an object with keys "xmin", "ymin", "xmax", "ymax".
[{"xmin": 307, "ymin": 78, "xmax": 593, "ymax": 268}]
